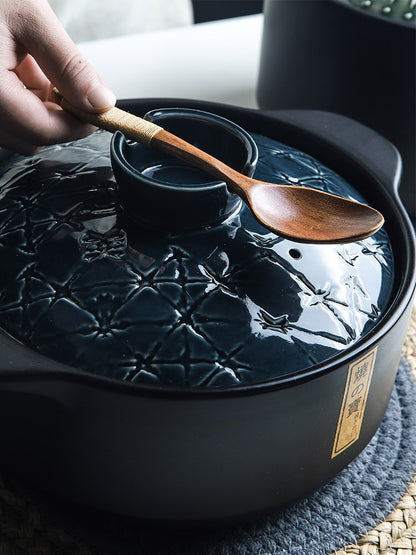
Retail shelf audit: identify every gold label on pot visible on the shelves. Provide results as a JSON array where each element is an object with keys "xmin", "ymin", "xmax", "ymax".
[{"xmin": 331, "ymin": 347, "xmax": 377, "ymax": 458}]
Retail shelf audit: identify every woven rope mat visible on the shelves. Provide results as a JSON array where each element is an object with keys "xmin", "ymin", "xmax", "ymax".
[{"xmin": 1, "ymin": 309, "xmax": 416, "ymax": 555}]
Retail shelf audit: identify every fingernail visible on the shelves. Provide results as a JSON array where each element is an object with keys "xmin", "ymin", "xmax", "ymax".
[{"xmin": 87, "ymin": 84, "xmax": 116, "ymax": 112}]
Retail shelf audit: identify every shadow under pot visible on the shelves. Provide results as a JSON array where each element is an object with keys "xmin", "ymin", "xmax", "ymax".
[{"xmin": 110, "ymin": 107, "xmax": 258, "ymax": 231}]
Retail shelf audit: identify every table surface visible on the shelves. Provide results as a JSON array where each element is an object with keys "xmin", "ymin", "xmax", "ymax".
[{"xmin": 78, "ymin": 14, "xmax": 263, "ymax": 109}]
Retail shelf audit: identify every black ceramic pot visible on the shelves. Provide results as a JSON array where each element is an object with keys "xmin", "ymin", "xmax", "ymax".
[
  {"xmin": 257, "ymin": 0, "xmax": 416, "ymax": 220},
  {"xmin": 0, "ymin": 99, "xmax": 414, "ymax": 522}
]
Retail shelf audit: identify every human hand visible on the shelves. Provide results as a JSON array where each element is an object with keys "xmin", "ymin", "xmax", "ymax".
[{"xmin": 0, "ymin": 0, "xmax": 116, "ymax": 154}]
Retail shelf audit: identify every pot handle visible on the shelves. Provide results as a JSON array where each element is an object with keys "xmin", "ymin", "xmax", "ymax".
[{"xmin": 260, "ymin": 109, "xmax": 402, "ymax": 197}]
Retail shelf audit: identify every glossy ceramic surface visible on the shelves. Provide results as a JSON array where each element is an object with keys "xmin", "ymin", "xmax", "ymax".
[
  {"xmin": 112, "ymin": 108, "xmax": 258, "ymax": 231},
  {"xmin": 0, "ymin": 113, "xmax": 394, "ymax": 387}
]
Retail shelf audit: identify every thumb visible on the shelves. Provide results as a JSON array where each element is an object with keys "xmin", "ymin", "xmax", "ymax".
[{"xmin": 12, "ymin": 0, "xmax": 115, "ymax": 113}]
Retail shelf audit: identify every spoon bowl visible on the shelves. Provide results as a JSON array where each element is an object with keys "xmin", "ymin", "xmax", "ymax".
[{"xmin": 245, "ymin": 181, "xmax": 383, "ymax": 243}]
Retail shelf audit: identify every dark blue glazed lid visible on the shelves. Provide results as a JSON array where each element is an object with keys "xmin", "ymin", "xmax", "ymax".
[{"xmin": 0, "ymin": 112, "xmax": 394, "ymax": 388}]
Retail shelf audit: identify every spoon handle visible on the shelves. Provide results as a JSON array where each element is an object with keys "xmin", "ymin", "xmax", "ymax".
[
  {"xmin": 151, "ymin": 129, "xmax": 247, "ymax": 192},
  {"xmin": 59, "ymin": 97, "xmax": 163, "ymax": 146}
]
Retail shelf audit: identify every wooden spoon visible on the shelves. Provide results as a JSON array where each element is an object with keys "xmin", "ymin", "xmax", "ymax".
[{"xmin": 57, "ymin": 96, "xmax": 384, "ymax": 243}]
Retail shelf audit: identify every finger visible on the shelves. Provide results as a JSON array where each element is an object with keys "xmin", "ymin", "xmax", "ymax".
[
  {"xmin": 0, "ymin": 68, "xmax": 96, "ymax": 146},
  {"xmin": 0, "ymin": 127, "xmax": 40, "ymax": 156},
  {"xmin": 11, "ymin": 0, "xmax": 115, "ymax": 113},
  {"xmin": 14, "ymin": 54, "xmax": 51, "ymax": 101}
]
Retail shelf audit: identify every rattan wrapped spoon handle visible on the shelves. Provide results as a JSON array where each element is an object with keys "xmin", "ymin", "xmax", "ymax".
[
  {"xmin": 59, "ymin": 97, "xmax": 163, "ymax": 145},
  {"xmin": 58, "ymin": 96, "xmax": 385, "ymax": 243}
]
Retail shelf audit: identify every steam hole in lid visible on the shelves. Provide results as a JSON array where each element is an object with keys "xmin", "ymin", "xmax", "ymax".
[{"xmin": 289, "ymin": 248, "xmax": 302, "ymax": 260}]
